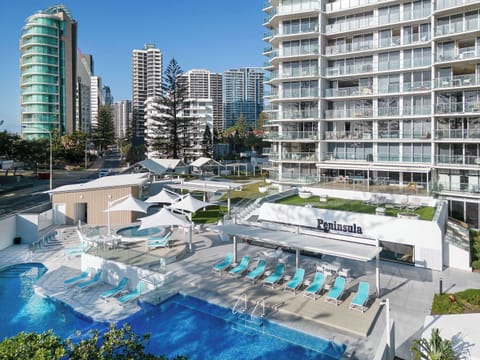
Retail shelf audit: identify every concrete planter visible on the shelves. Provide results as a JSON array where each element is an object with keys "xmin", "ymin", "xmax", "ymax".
[
  {"xmin": 397, "ymin": 212, "xmax": 420, "ymax": 220},
  {"xmin": 298, "ymin": 191, "xmax": 312, "ymax": 199}
]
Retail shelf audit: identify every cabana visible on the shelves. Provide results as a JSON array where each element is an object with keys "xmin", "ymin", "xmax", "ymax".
[{"xmin": 189, "ymin": 157, "xmax": 224, "ymax": 176}]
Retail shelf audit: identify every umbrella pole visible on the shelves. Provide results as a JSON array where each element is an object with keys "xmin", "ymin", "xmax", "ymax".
[{"xmin": 189, "ymin": 212, "xmax": 193, "ymax": 252}]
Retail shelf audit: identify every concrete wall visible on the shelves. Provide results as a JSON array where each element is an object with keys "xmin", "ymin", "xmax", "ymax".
[
  {"xmin": 258, "ymin": 203, "xmax": 444, "ymax": 270},
  {"xmin": 82, "ymin": 253, "xmax": 165, "ymax": 292},
  {"xmin": 0, "ymin": 215, "xmax": 16, "ymax": 250},
  {"xmin": 16, "ymin": 214, "xmax": 39, "ymax": 244}
]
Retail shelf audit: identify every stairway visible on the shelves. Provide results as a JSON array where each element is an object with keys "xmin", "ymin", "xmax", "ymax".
[
  {"xmin": 445, "ymin": 217, "xmax": 470, "ymax": 251},
  {"xmin": 33, "ymin": 226, "xmax": 81, "ymax": 252}
]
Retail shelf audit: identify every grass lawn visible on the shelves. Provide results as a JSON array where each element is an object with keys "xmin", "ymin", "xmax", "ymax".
[
  {"xmin": 217, "ymin": 181, "xmax": 269, "ymax": 204},
  {"xmin": 432, "ymin": 289, "xmax": 480, "ymax": 314},
  {"xmin": 277, "ymin": 195, "xmax": 435, "ymax": 220},
  {"xmin": 192, "ymin": 205, "xmax": 228, "ymax": 224}
]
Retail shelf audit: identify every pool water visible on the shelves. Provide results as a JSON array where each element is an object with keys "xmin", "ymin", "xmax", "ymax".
[
  {"xmin": 0, "ymin": 263, "xmax": 346, "ymax": 359},
  {"xmin": 116, "ymin": 225, "xmax": 164, "ymax": 238}
]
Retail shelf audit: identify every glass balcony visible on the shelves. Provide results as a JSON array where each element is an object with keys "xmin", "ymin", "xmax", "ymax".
[
  {"xmin": 281, "ymin": 109, "xmax": 319, "ymax": 119},
  {"xmin": 436, "ymin": 47, "xmax": 477, "ymax": 62},
  {"xmin": 435, "ymin": 129, "xmax": 480, "ymax": 139},
  {"xmin": 379, "ymin": 36, "xmax": 401, "ymax": 48},
  {"xmin": 325, "ymin": 18, "xmax": 377, "ymax": 34},
  {"xmin": 403, "ymin": 33, "xmax": 430, "ymax": 45},
  {"xmin": 325, "ymin": 63, "xmax": 373, "ymax": 76},
  {"xmin": 264, "ymin": 131, "xmax": 319, "ymax": 140},
  {"xmin": 377, "ymin": 131, "xmax": 400, "ymax": 139},
  {"xmin": 377, "ymin": 154, "xmax": 401, "ymax": 162},
  {"xmin": 402, "ymin": 105, "xmax": 432, "ymax": 116},
  {"xmin": 324, "ymin": 108, "xmax": 373, "ymax": 119},
  {"xmin": 436, "ymin": 0, "xmax": 478, "ymax": 10},
  {"xmin": 267, "ymin": 172, "xmax": 318, "ymax": 185},
  {"xmin": 325, "ymin": 40, "xmax": 374, "ymax": 55},
  {"xmin": 325, "ymin": 86, "xmax": 374, "ymax": 97},
  {"xmin": 378, "ymin": 61, "xmax": 401, "ymax": 72},
  {"xmin": 268, "ymin": 152, "xmax": 319, "ymax": 161},
  {"xmin": 401, "ymin": 155, "xmax": 432, "ymax": 163},
  {"xmin": 436, "ymin": 154, "xmax": 480, "ymax": 166},
  {"xmin": 280, "ymin": 69, "xmax": 319, "ymax": 79},
  {"xmin": 403, "ymin": 80, "xmax": 432, "ymax": 92},
  {"xmin": 325, "ymin": 131, "xmax": 372, "ymax": 140},
  {"xmin": 435, "ymin": 101, "xmax": 480, "ymax": 114},
  {"xmin": 436, "ymin": 74, "xmax": 476, "ymax": 88},
  {"xmin": 324, "ymin": 152, "xmax": 370, "ymax": 161},
  {"xmin": 378, "ymin": 107, "xmax": 400, "ymax": 116},
  {"xmin": 378, "ymin": 83, "xmax": 400, "ymax": 94},
  {"xmin": 403, "ymin": 131, "xmax": 431, "ymax": 139},
  {"xmin": 282, "ymin": 47, "xmax": 319, "ymax": 57}
]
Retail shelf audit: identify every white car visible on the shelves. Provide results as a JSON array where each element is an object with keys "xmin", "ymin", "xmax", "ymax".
[{"xmin": 99, "ymin": 168, "xmax": 110, "ymax": 178}]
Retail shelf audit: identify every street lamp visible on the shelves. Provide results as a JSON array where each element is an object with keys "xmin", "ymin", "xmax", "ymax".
[{"xmin": 22, "ymin": 126, "xmax": 52, "ymax": 190}]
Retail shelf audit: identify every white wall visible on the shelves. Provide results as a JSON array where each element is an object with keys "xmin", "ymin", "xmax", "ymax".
[
  {"xmin": 82, "ymin": 253, "xmax": 165, "ymax": 292},
  {"xmin": 16, "ymin": 214, "xmax": 39, "ymax": 244},
  {"xmin": 258, "ymin": 203, "xmax": 444, "ymax": 270},
  {"xmin": 0, "ymin": 215, "xmax": 16, "ymax": 250}
]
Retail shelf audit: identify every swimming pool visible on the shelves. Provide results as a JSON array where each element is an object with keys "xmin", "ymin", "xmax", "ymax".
[
  {"xmin": 116, "ymin": 225, "xmax": 164, "ymax": 240},
  {"xmin": 0, "ymin": 263, "xmax": 346, "ymax": 359}
]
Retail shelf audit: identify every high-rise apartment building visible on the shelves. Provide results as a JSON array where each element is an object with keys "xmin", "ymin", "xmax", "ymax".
[
  {"xmin": 103, "ymin": 86, "xmax": 113, "ymax": 106},
  {"xmin": 90, "ymin": 76, "xmax": 103, "ymax": 130},
  {"xmin": 180, "ymin": 69, "xmax": 223, "ymax": 131},
  {"xmin": 20, "ymin": 5, "xmax": 77, "ymax": 139},
  {"xmin": 132, "ymin": 44, "xmax": 162, "ymax": 144},
  {"xmin": 113, "ymin": 100, "xmax": 131, "ymax": 139},
  {"xmin": 223, "ymin": 68, "xmax": 264, "ymax": 130},
  {"xmin": 76, "ymin": 51, "xmax": 93, "ymax": 134},
  {"xmin": 263, "ymin": 0, "xmax": 480, "ymax": 227}
]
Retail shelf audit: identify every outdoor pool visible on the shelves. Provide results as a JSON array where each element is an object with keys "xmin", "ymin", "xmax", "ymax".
[
  {"xmin": 0, "ymin": 263, "xmax": 346, "ymax": 359},
  {"xmin": 116, "ymin": 225, "xmax": 164, "ymax": 240}
]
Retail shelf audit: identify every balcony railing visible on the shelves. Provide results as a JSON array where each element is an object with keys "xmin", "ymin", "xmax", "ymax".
[
  {"xmin": 432, "ymin": 182, "xmax": 480, "ymax": 194},
  {"xmin": 326, "ymin": 19, "xmax": 377, "ymax": 34},
  {"xmin": 325, "ymin": 64, "xmax": 373, "ymax": 76},
  {"xmin": 282, "ymin": 109, "xmax": 319, "ymax": 119},
  {"xmin": 325, "ymin": 86, "xmax": 374, "ymax": 97},
  {"xmin": 436, "ymin": 0, "xmax": 478, "ymax": 10},
  {"xmin": 324, "ymin": 108, "xmax": 373, "ymax": 119},
  {"xmin": 436, "ymin": 154, "xmax": 480, "ymax": 166},
  {"xmin": 325, "ymin": 40, "xmax": 374, "ymax": 55},
  {"xmin": 435, "ymin": 74, "xmax": 476, "ymax": 88},
  {"xmin": 325, "ymin": 131, "xmax": 372, "ymax": 140},
  {"xmin": 324, "ymin": 152, "xmax": 371, "ymax": 161},
  {"xmin": 379, "ymin": 36, "xmax": 401, "ymax": 48},
  {"xmin": 269, "ymin": 152, "xmax": 319, "ymax": 161},
  {"xmin": 264, "ymin": 131, "xmax": 319, "ymax": 141},
  {"xmin": 435, "ymin": 129, "xmax": 480, "ymax": 139},
  {"xmin": 403, "ymin": 80, "xmax": 432, "ymax": 92},
  {"xmin": 378, "ymin": 107, "xmax": 400, "ymax": 116},
  {"xmin": 402, "ymin": 105, "xmax": 432, "ymax": 116},
  {"xmin": 435, "ymin": 101, "xmax": 480, "ymax": 114},
  {"xmin": 267, "ymin": 172, "xmax": 318, "ymax": 185},
  {"xmin": 378, "ymin": 61, "xmax": 401, "ymax": 72},
  {"xmin": 436, "ymin": 47, "xmax": 477, "ymax": 62}
]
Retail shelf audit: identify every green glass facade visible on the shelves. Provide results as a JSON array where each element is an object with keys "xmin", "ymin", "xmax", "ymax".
[{"xmin": 20, "ymin": 6, "xmax": 76, "ymax": 139}]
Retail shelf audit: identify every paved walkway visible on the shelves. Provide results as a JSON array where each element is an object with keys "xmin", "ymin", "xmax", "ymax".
[{"xmin": 2, "ymin": 229, "xmax": 480, "ymax": 360}]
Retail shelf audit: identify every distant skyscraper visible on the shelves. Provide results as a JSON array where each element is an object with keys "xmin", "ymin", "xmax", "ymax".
[
  {"xmin": 179, "ymin": 69, "xmax": 223, "ymax": 131},
  {"xmin": 113, "ymin": 100, "xmax": 131, "ymax": 139},
  {"xmin": 132, "ymin": 44, "xmax": 162, "ymax": 144},
  {"xmin": 103, "ymin": 86, "xmax": 113, "ymax": 106},
  {"xmin": 223, "ymin": 68, "xmax": 264, "ymax": 130},
  {"xmin": 90, "ymin": 76, "xmax": 103, "ymax": 129},
  {"xmin": 20, "ymin": 5, "xmax": 77, "ymax": 139},
  {"xmin": 76, "ymin": 51, "xmax": 93, "ymax": 134}
]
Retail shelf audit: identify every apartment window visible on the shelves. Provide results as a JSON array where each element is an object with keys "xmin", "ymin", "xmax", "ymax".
[
  {"xmin": 378, "ymin": 120, "xmax": 399, "ymax": 138},
  {"xmin": 403, "ymin": 23, "xmax": 430, "ymax": 44},
  {"xmin": 466, "ymin": 11, "xmax": 479, "ymax": 31},
  {"xmin": 403, "ymin": 0, "xmax": 430, "ymax": 20},
  {"xmin": 283, "ymin": 17, "xmax": 318, "ymax": 35},
  {"xmin": 403, "ymin": 119, "xmax": 431, "ymax": 138},
  {"xmin": 379, "ymin": 29, "xmax": 401, "ymax": 48},
  {"xmin": 379, "ymin": 5, "xmax": 400, "ymax": 25},
  {"xmin": 403, "ymin": 95, "xmax": 431, "ymax": 116},
  {"xmin": 283, "ymin": 81, "xmax": 318, "ymax": 98},
  {"xmin": 378, "ymin": 51, "xmax": 400, "ymax": 71},
  {"xmin": 378, "ymin": 74, "xmax": 400, "ymax": 93},
  {"xmin": 378, "ymin": 143, "xmax": 400, "ymax": 161},
  {"xmin": 378, "ymin": 97, "xmax": 399, "ymax": 116},
  {"xmin": 283, "ymin": 39, "xmax": 318, "ymax": 56},
  {"xmin": 282, "ymin": 60, "xmax": 318, "ymax": 77},
  {"xmin": 402, "ymin": 143, "xmax": 431, "ymax": 162},
  {"xmin": 403, "ymin": 71, "xmax": 431, "ymax": 91},
  {"xmin": 403, "ymin": 48, "xmax": 431, "ymax": 68}
]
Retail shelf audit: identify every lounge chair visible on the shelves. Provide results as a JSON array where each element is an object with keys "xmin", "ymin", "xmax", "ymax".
[
  {"xmin": 263, "ymin": 263, "xmax": 285, "ymax": 288},
  {"xmin": 118, "ymin": 281, "xmax": 145, "ymax": 305},
  {"xmin": 324, "ymin": 276, "xmax": 346, "ymax": 306},
  {"xmin": 100, "ymin": 277, "xmax": 129, "ymax": 300},
  {"xmin": 212, "ymin": 253, "xmax": 233, "ymax": 274},
  {"xmin": 349, "ymin": 282, "xmax": 370, "ymax": 312},
  {"xmin": 76, "ymin": 269, "xmax": 103, "ymax": 291},
  {"xmin": 228, "ymin": 256, "xmax": 250, "ymax": 277},
  {"xmin": 64, "ymin": 242, "xmax": 91, "ymax": 257},
  {"xmin": 146, "ymin": 231, "xmax": 173, "ymax": 250},
  {"xmin": 303, "ymin": 272, "xmax": 325, "ymax": 301},
  {"xmin": 284, "ymin": 268, "xmax": 305, "ymax": 294},
  {"xmin": 63, "ymin": 268, "xmax": 91, "ymax": 286},
  {"xmin": 245, "ymin": 259, "xmax": 267, "ymax": 283}
]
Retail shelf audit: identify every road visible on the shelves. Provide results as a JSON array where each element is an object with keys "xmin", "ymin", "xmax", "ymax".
[{"xmin": 0, "ymin": 152, "xmax": 123, "ymax": 217}]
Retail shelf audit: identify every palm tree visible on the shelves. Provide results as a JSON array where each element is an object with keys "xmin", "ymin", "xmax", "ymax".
[{"xmin": 410, "ymin": 328, "xmax": 459, "ymax": 360}]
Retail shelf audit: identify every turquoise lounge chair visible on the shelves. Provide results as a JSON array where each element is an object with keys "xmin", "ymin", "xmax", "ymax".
[
  {"xmin": 284, "ymin": 268, "xmax": 305, "ymax": 294},
  {"xmin": 246, "ymin": 259, "xmax": 267, "ymax": 283},
  {"xmin": 325, "ymin": 276, "xmax": 346, "ymax": 306},
  {"xmin": 146, "ymin": 231, "xmax": 172, "ymax": 250},
  {"xmin": 303, "ymin": 272, "xmax": 325, "ymax": 301},
  {"xmin": 263, "ymin": 263, "xmax": 285, "ymax": 288},
  {"xmin": 63, "ymin": 269, "xmax": 90, "ymax": 286},
  {"xmin": 212, "ymin": 253, "xmax": 233, "ymax": 274},
  {"xmin": 76, "ymin": 269, "xmax": 103, "ymax": 291},
  {"xmin": 349, "ymin": 282, "xmax": 370, "ymax": 312},
  {"xmin": 118, "ymin": 281, "xmax": 145, "ymax": 305},
  {"xmin": 64, "ymin": 242, "xmax": 91, "ymax": 257},
  {"xmin": 100, "ymin": 277, "xmax": 129, "ymax": 300},
  {"xmin": 228, "ymin": 256, "xmax": 250, "ymax": 277}
]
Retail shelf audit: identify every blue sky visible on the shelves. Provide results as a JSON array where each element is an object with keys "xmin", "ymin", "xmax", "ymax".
[{"xmin": 0, "ymin": 1, "xmax": 266, "ymax": 133}]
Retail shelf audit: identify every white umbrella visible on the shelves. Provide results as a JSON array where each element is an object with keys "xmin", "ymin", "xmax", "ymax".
[
  {"xmin": 145, "ymin": 188, "xmax": 181, "ymax": 204},
  {"xmin": 107, "ymin": 194, "xmax": 151, "ymax": 213},
  {"xmin": 169, "ymin": 193, "xmax": 212, "ymax": 213},
  {"xmin": 168, "ymin": 194, "xmax": 213, "ymax": 252},
  {"xmin": 138, "ymin": 208, "xmax": 190, "ymax": 231}
]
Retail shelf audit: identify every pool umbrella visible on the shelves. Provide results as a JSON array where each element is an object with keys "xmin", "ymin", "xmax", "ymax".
[
  {"xmin": 105, "ymin": 195, "xmax": 152, "ymax": 235},
  {"xmin": 168, "ymin": 194, "xmax": 213, "ymax": 251},
  {"xmin": 145, "ymin": 188, "xmax": 181, "ymax": 204},
  {"xmin": 138, "ymin": 208, "xmax": 190, "ymax": 231},
  {"xmin": 107, "ymin": 194, "xmax": 151, "ymax": 213}
]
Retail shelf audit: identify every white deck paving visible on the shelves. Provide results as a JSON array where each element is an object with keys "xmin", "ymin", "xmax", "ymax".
[{"xmin": 2, "ymin": 229, "xmax": 480, "ymax": 359}]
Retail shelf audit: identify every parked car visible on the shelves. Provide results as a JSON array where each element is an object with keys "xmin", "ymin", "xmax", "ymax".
[{"xmin": 99, "ymin": 168, "xmax": 110, "ymax": 178}]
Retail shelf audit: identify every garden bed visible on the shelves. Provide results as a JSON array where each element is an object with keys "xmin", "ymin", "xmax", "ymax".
[{"xmin": 432, "ymin": 289, "xmax": 480, "ymax": 315}]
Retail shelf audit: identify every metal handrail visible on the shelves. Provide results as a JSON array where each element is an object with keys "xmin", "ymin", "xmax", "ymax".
[
  {"xmin": 232, "ymin": 293, "xmax": 248, "ymax": 314},
  {"xmin": 251, "ymin": 297, "xmax": 266, "ymax": 320}
]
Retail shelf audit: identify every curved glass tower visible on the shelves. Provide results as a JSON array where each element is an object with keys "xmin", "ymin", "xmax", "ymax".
[{"xmin": 20, "ymin": 5, "xmax": 77, "ymax": 139}]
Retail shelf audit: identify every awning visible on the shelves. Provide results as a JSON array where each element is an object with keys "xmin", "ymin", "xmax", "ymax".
[
  {"xmin": 138, "ymin": 159, "xmax": 167, "ymax": 175},
  {"xmin": 214, "ymin": 223, "xmax": 381, "ymax": 262}
]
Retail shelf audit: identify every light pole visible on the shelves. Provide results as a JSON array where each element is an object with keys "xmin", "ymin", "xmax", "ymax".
[{"xmin": 22, "ymin": 126, "xmax": 52, "ymax": 190}]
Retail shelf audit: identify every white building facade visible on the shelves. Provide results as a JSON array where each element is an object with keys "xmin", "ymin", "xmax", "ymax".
[
  {"xmin": 113, "ymin": 100, "xmax": 131, "ymax": 139},
  {"xmin": 263, "ymin": 0, "xmax": 480, "ymax": 228}
]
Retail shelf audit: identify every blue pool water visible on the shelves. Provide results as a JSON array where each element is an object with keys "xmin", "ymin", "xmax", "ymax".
[
  {"xmin": 0, "ymin": 263, "xmax": 346, "ymax": 359},
  {"xmin": 116, "ymin": 225, "xmax": 164, "ymax": 238}
]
